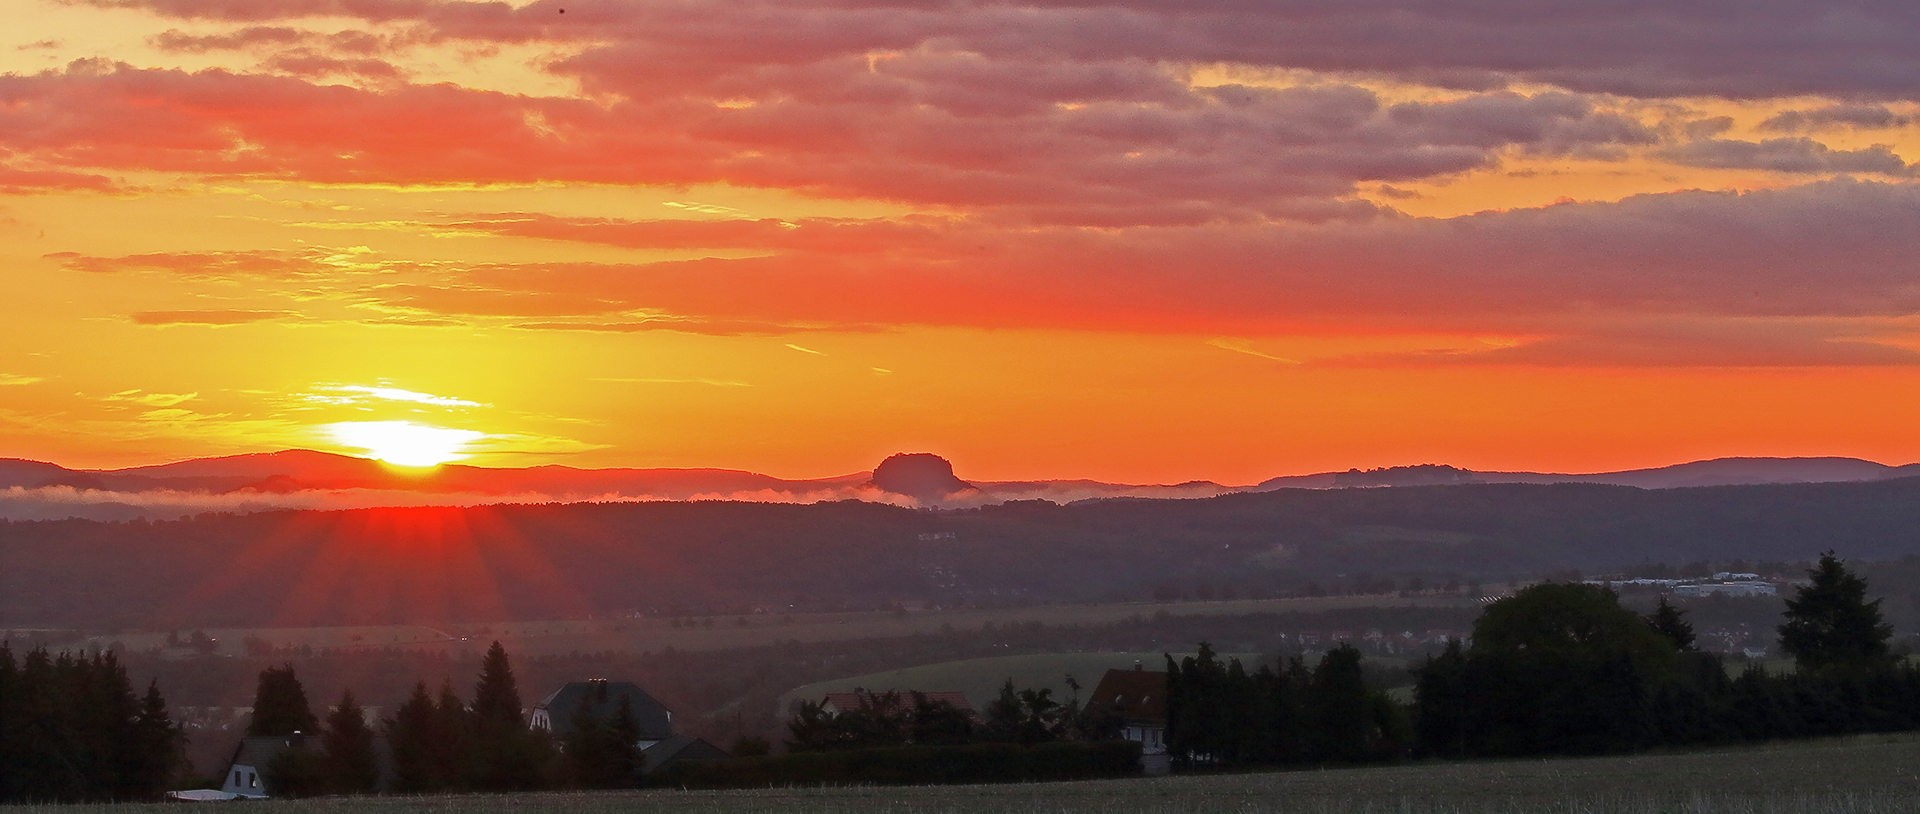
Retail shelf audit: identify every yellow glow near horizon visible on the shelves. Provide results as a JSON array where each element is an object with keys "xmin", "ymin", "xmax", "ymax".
[{"xmin": 327, "ymin": 421, "xmax": 485, "ymax": 467}]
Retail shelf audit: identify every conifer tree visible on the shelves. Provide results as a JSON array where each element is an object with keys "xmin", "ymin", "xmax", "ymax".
[
  {"xmin": 469, "ymin": 642, "xmax": 547, "ymax": 790},
  {"xmin": 1779, "ymin": 551, "xmax": 1895, "ymax": 672},
  {"xmin": 320, "ymin": 690, "xmax": 379, "ymax": 794},
  {"xmin": 384, "ymin": 682, "xmax": 440, "ymax": 793},
  {"xmin": 432, "ymin": 680, "xmax": 475, "ymax": 791},
  {"xmin": 1647, "ymin": 597, "xmax": 1696, "ymax": 651},
  {"xmin": 248, "ymin": 665, "xmax": 318, "ymax": 736},
  {"xmin": 562, "ymin": 693, "xmax": 641, "ymax": 788},
  {"xmin": 0, "ymin": 643, "xmax": 16, "ymax": 801},
  {"xmin": 472, "ymin": 641, "xmax": 524, "ymax": 731},
  {"xmin": 122, "ymin": 679, "xmax": 183, "ymax": 798}
]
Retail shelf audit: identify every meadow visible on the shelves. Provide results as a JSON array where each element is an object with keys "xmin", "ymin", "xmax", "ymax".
[{"xmin": 19, "ymin": 734, "xmax": 1920, "ymax": 814}]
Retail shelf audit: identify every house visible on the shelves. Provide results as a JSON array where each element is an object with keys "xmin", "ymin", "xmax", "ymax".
[
  {"xmin": 532, "ymin": 678, "xmax": 729, "ymax": 776},
  {"xmin": 639, "ymin": 734, "xmax": 733, "ymax": 775},
  {"xmin": 1084, "ymin": 666, "xmax": 1169, "ymax": 775},
  {"xmin": 1674, "ymin": 581, "xmax": 1777, "ymax": 597},
  {"xmin": 531, "ymin": 679, "xmax": 673, "ymax": 747},
  {"xmin": 218, "ymin": 734, "xmax": 311, "ymax": 799}
]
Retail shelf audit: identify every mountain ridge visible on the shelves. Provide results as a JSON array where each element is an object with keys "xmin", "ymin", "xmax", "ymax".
[{"xmin": 3, "ymin": 450, "xmax": 1917, "ymax": 522}]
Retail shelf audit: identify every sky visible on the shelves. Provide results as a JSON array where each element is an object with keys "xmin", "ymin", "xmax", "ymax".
[{"xmin": 3, "ymin": 0, "xmax": 1920, "ymax": 483}]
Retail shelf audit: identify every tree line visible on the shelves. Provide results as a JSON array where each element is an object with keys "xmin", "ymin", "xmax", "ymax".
[
  {"xmin": 0, "ymin": 646, "xmax": 182, "ymax": 802},
  {"xmin": 258, "ymin": 640, "xmax": 649, "ymax": 795},
  {"xmin": 1151, "ymin": 552, "xmax": 1920, "ymax": 769},
  {"xmin": 1415, "ymin": 551, "xmax": 1920, "ymax": 757},
  {"xmin": 1165, "ymin": 642, "xmax": 1406, "ymax": 767},
  {"xmin": 785, "ymin": 679, "xmax": 1108, "ymax": 751}
]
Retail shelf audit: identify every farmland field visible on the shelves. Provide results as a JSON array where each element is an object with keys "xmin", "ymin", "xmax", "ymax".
[
  {"xmin": 25, "ymin": 734, "xmax": 1920, "ymax": 813},
  {"xmin": 77, "ymin": 594, "xmax": 1476, "ymax": 658}
]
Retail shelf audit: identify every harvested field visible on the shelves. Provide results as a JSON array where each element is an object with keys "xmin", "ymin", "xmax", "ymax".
[{"xmin": 24, "ymin": 734, "xmax": 1920, "ymax": 813}]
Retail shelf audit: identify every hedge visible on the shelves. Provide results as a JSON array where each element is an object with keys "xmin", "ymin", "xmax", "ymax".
[{"xmin": 650, "ymin": 741, "xmax": 1144, "ymax": 788}]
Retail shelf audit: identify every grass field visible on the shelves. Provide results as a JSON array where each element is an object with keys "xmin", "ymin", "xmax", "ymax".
[
  {"xmin": 76, "ymin": 594, "xmax": 1477, "ymax": 658},
  {"xmin": 22, "ymin": 734, "xmax": 1920, "ymax": 813}
]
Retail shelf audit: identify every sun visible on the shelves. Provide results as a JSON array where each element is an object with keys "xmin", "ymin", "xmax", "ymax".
[{"xmin": 327, "ymin": 421, "xmax": 485, "ymax": 467}]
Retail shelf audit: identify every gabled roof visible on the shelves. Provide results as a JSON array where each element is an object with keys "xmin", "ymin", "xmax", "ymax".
[
  {"xmin": 820, "ymin": 690, "xmax": 975, "ymax": 715},
  {"xmin": 229, "ymin": 734, "xmax": 309, "ymax": 770},
  {"xmin": 640, "ymin": 734, "xmax": 731, "ymax": 775},
  {"xmin": 1085, "ymin": 668, "xmax": 1166, "ymax": 724},
  {"xmin": 534, "ymin": 680, "xmax": 672, "ymax": 740}
]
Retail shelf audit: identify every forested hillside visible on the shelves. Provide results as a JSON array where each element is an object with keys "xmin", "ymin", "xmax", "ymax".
[{"xmin": 7, "ymin": 478, "xmax": 1920, "ymax": 629}]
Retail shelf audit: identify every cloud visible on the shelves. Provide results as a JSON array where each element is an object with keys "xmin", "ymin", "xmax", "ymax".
[
  {"xmin": 1759, "ymin": 105, "xmax": 1916, "ymax": 133},
  {"xmin": 593, "ymin": 377, "xmax": 753, "ymax": 387},
  {"xmin": 0, "ymin": 59, "xmax": 1657, "ymax": 225},
  {"xmin": 303, "ymin": 384, "xmax": 485, "ymax": 408},
  {"xmin": 1658, "ymin": 138, "xmax": 1916, "ymax": 177},
  {"xmin": 53, "ymin": 250, "xmax": 339, "ymax": 279},
  {"xmin": 103, "ymin": 389, "xmax": 199, "ymax": 406},
  {"xmin": 151, "ymin": 26, "xmax": 307, "ymax": 52},
  {"xmin": 0, "ymin": 164, "xmax": 115, "ymax": 192},
  {"xmin": 130, "ymin": 309, "xmax": 294, "ymax": 325},
  {"xmin": 1324, "ymin": 319, "xmax": 1920, "ymax": 368},
  {"xmin": 508, "ymin": 318, "xmax": 869, "ymax": 336},
  {"xmin": 82, "ymin": 0, "xmax": 1920, "ymax": 103},
  {"xmin": 0, "ymin": 374, "xmax": 46, "ymax": 386}
]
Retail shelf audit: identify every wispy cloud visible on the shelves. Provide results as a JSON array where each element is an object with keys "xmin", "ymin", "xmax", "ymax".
[
  {"xmin": 592, "ymin": 377, "xmax": 752, "ymax": 388},
  {"xmin": 303, "ymin": 384, "xmax": 486, "ymax": 408},
  {"xmin": 103, "ymin": 389, "xmax": 198, "ymax": 407}
]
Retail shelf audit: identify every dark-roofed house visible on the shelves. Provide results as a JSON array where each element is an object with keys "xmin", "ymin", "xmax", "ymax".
[
  {"xmin": 639, "ymin": 734, "xmax": 732, "ymax": 772},
  {"xmin": 532, "ymin": 679, "xmax": 729, "ymax": 776},
  {"xmin": 1085, "ymin": 667, "xmax": 1169, "ymax": 775},
  {"xmin": 531, "ymin": 679, "xmax": 673, "ymax": 746}
]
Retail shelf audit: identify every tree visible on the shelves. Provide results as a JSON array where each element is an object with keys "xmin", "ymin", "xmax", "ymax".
[
  {"xmin": 1463, "ymin": 583, "xmax": 1676, "ymax": 755},
  {"xmin": 1779, "ymin": 551, "xmax": 1895, "ymax": 672},
  {"xmin": 1646, "ymin": 597, "xmax": 1696, "ymax": 652},
  {"xmin": 122, "ymin": 680, "xmax": 184, "ymax": 798},
  {"xmin": 1304, "ymin": 644, "xmax": 1372, "ymax": 762},
  {"xmin": 248, "ymin": 665, "xmax": 317, "ymax": 737},
  {"xmin": 561, "ymin": 693, "xmax": 641, "ymax": 789},
  {"xmin": 908, "ymin": 692, "xmax": 975, "ymax": 746},
  {"xmin": 468, "ymin": 642, "xmax": 548, "ymax": 790},
  {"xmin": 383, "ymin": 683, "xmax": 441, "ymax": 793},
  {"xmin": 982, "ymin": 679, "xmax": 1063, "ymax": 745},
  {"xmin": 320, "ymin": 690, "xmax": 379, "ymax": 794}
]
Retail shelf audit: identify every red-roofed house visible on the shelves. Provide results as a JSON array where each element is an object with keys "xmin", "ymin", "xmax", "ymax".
[{"xmin": 1084, "ymin": 667, "xmax": 1169, "ymax": 775}]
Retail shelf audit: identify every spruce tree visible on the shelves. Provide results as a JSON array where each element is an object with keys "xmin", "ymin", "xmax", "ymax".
[
  {"xmin": 1779, "ymin": 551, "xmax": 1895, "ymax": 672},
  {"xmin": 122, "ymin": 680, "xmax": 183, "ymax": 798},
  {"xmin": 472, "ymin": 642, "xmax": 524, "ymax": 732},
  {"xmin": 562, "ymin": 694, "xmax": 640, "ymax": 788},
  {"xmin": 469, "ymin": 643, "xmax": 545, "ymax": 790},
  {"xmin": 384, "ymin": 682, "xmax": 440, "ymax": 792},
  {"xmin": 248, "ymin": 665, "xmax": 318, "ymax": 736},
  {"xmin": 0, "ymin": 643, "xmax": 16, "ymax": 802},
  {"xmin": 432, "ymin": 680, "xmax": 474, "ymax": 791},
  {"xmin": 1647, "ymin": 597, "xmax": 1696, "ymax": 651},
  {"xmin": 320, "ymin": 690, "xmax": 379, "ymax": 794}
]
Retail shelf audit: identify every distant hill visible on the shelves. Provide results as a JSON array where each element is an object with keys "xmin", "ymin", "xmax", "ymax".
[
  {"xmin": 1256, "ymin": 456, "xmax": 1915, "ymax": 491},
  {"xmin": 3, "ymin": 450, "xmax": 1918, "ymax": 522}
]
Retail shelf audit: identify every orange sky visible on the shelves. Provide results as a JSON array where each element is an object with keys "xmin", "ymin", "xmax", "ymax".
[{"xmin": 4, "ymin": 0, "xmax": 1920, "ymax": 483}]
